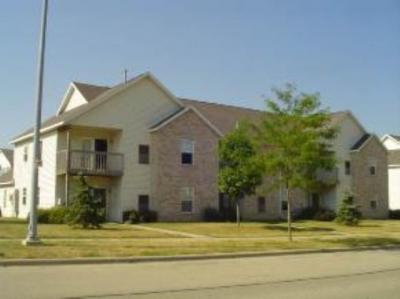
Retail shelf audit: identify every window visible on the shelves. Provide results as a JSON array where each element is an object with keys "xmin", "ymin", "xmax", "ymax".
[
  {"xmin": 345, "ymin": 161, "xmax": 351, "ymax": 175},
  {"xmin": 258, "ymin": 197, "xmax": 266, "ymax": 213},
  {"xmin": 23, "ymin": 146, "xmax": 28, "ymax": 162},
  {"xmin": 181, "ymin": 187, "xmax": 194, "ymax": 212},
  {"xmin": 181, "ymin": 139, "xmax": 194, "ymax": 165},
  {"xmin": 281, "ymin": 201, "xmax": 288, "ymax": 211},
  {"xmin": 138, "ymin": 195, "xmax": 149, "ymax": 213},
  {"xmin": 369, "ymin": 166, "xmax": 376, "ymax": 175},
  {"xmin": 370, "ymin": 200, "xmax": 377, "ymax": 209},
  {"xmin": 138, "ymin": 145, "xmax": 150, "ymax": 164},
  {"xmin": 22, "ymin": 188, "xmax": 27, "ymax": 205}
]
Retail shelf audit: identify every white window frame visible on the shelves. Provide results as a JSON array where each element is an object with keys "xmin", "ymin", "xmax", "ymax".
[
  {"xmin": 180, "ymin": 139, "xmax": 195, "ymax": 165},
  {"xmin": 180, "ymin": 187, "xmax": 194, "ymax": 213}
]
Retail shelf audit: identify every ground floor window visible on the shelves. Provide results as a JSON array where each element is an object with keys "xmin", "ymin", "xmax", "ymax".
[
  {"xmin": 257, "ymin": 196, "xmax": 266, "ymax": 213},
  {"xmin": 370, "ymin": 200, "xmax": 377, "ymax": 209},
  {"xmin": 181, "ymin": 187, "xmax": 194, "ymax": 213},
  {"xmin": 281, "ymin": 200, "xmax": 288, "ymax": 211},
  {"xmin": 22, "ymin": 188, "xmax": 27, "ymax": 205}
]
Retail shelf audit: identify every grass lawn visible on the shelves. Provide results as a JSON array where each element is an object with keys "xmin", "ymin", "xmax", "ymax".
[
  {"xmin": 144, "ymin": 220, "xmax": 400, "ymax": 238},
  {"xmin": 0, "ymin": 218, "xmax": 399, "ymax": 259}
]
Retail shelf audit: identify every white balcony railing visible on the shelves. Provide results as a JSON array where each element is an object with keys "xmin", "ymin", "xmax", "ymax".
[{"xmin": 57, "ymin": 150, "xmax": 124, "ymax": 177}]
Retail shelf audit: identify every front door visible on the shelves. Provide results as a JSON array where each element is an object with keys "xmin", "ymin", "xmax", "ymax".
[
  {"xmin": 92, "ymin": 188, "xmax": 107, "ymax": 221},
  {"xmin": 311, "ymin": 193, "xmax": 320, "ymax": 209},
  {"xmin": 94, "ymin": 139, "xmax": 108, "ymax": 171}
]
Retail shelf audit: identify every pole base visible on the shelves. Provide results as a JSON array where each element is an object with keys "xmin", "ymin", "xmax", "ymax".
[{"xmin": 22, "ymin": 238, "xmax": 42, "ymax": 246}]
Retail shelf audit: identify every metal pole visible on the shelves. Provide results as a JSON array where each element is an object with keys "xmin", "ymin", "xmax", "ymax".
[{"xmin": 23, "ymin": 0, "xmax": 49, "ymax": 245}]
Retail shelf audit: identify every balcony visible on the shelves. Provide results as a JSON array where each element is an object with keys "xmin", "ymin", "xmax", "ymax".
[
  {"xmin": 315, "ymin": 168, "xmax": 338, "ymax": 187},
  {"xmin": 57, "ymin": 150, "xmax": 124, "ymax": 177}
]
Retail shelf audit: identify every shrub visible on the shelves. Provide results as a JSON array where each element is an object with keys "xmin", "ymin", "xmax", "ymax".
[
  {"xmin": 335, "ymin": 193, "xmax": 362, "ymax": 226},
  {"xmin": 203, "ymin": 207, "xmax": 223, "ymax": 222},
  {"xmin": 66, "ymin": 176, "xmax": 105, "ymax": 229},
  {"xmin": 296, "ymin": 207, "xmax": 318, "ymax": 220},
  {"xmin": 48, "ymin": 206, "xmax": 68, "ymax": 224},
  {"xmin": 37, "ymin": 209, "xmax": 50, "ymax": 224},
  {"xmin": 389, "ymin": 210, "xmax": 400, "ymax": 219},
  {"xmin": 313, "ymin": 209, "xmax": 336, "ymax": 221},
  {"xmin": 123, "ymin": 210, "xmax": 140, "ymax": 224},
  {"xmin": 140, "ymin": 210, "xmax": 158, "ymax": 223}
]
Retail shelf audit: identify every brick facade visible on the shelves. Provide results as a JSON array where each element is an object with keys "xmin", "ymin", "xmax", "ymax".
[
  {"xmin": 150, "ymin": 110, "xmax": 220, "ymax": 221},
  {"xmin": 350, "ymin": 137, "xmax": 388, "ymax": 218}
]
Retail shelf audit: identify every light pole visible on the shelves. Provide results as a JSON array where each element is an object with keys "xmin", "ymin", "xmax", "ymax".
[{"xmin": 23, "ymin": 0, "xmax": 49, "ymax": 246}]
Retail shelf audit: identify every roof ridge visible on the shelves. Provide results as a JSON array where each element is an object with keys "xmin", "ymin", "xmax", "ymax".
[
  {"xmin": 179, "ymin": 97, "xmax": 264, "ymax": 113},
  {"xmin": 72, "ymin": 81, "xmax": 110, "ymax": 89}
]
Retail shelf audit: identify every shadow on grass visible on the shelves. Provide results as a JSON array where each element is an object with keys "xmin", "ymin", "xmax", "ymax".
[
  {"xmin": 263, "ymin": 224, "xmax": 335, "ymax": 232},
  {"xmin": 0, "ymin": 218, "xmax": 27, "ymax": 224},
  {"xmin": 327, "ymin": 237, "xmax": 400, "ymax": 247}
]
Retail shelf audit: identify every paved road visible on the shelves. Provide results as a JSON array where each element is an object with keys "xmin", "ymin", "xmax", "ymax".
[{"xmin": 1, "ymin": 249, "xmax": 400, "ymax": 299}]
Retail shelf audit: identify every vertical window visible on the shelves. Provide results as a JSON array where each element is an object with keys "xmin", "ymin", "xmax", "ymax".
[
  {"xmin": 138, "ymin": 195, "xmax": 149, "ymax": 213},
  {"xmin": 23, "ymin": 146, "xmax": 28, "ymax": 162},
  {"xmin": 181, "ymin": 139, "xmax": 194, "ymax": 165},
  {"xmin": 138, "ymin": 145, "xmax": 150, "ymax": 164},
  {"xmin": 369, "ymin": 166, "xmax": 376, "ymax": 175},
  {"xmin": 345, "ymin": 161, "xmax": 351, "ymax": 175},
  {"xmin": 181, "ymin": 187, "xmax": 194, "ymax": 212},
  {"xmin": 257, "ymin": 197, "xmax": 266, "ymax": 213},
  {"xmin": 370, "ymin": 200, "xmax": 377, "ymax": 209},
  {"xmin": 3, "ymin": 190, "xmax": 7, "ymax": 208},
  {"xmin": 281, "ymin": 201, "xmax": 288, "ymax": 211},
  {"xmin": 22, "ymin": 188, "xmax": 27, "ymax": 205},
  {"xmin": 368, "ymin": 159, "xmax": 377, "ymax": 176}
]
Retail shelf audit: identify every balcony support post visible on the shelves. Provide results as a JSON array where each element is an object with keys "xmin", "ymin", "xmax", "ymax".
[{"xmin": 65, "ymin": 130, "xmax": 71, "ymax": 206}]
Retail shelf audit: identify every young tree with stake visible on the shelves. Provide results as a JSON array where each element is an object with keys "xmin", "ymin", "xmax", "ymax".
[{"xmin": 255, "ymin": 84, "xmax": 337, "ymax": 241}]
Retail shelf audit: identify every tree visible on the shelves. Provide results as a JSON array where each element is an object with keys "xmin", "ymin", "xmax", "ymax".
[
  {"xmin": 255, "ymin": 84, "xmax": 337, "ymax": 241},
  {"xmin": 218, "ymin": 124, "xmax": 264, "ymax": 227},
  {"xmin": 66, "ymin": 176, "xmax": 105, "ymax": 229},
  {"xmin": 335, "ymin": 192, "xmax": 362, "ymax": 226}
]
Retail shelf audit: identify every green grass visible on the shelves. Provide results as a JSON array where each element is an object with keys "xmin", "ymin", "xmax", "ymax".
[
  {"xmin": 144, "ymin": 220, "xmax": 400, "ymax": 238},
  {"xmin": 0, "ymin": 218, "xmax": 399, "ymax": 259}
]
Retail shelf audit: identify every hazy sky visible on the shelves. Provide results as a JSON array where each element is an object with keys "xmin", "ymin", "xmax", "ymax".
[{"xmin": 0, "ymin": 0, "xmax": 399, "ymax": 146}]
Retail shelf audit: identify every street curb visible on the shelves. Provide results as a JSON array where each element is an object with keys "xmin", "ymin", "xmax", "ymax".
[{"xmin": 1, "ymin": 245, "xmax": 400, "ymax": 267}]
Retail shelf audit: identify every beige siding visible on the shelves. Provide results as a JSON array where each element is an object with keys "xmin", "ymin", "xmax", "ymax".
[
  {"xmin": 64, "ymin": 89, "xmax": 88, "ymax": 112},
  {"xmin": 13, "ymin": 131, "xmax": 58, "ymax": 217},
  {"xmin": 70, "ymin": 77, "xmax": 181, "ymax": 221}
]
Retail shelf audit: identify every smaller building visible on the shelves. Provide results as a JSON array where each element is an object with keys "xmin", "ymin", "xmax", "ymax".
[
  {"xmin": 381, "ymin": 134, "xmax": 400, "ymax": 210},
  {"xmin": 0, "ymin": 149, "xmax": 16, "ymax": 217}
]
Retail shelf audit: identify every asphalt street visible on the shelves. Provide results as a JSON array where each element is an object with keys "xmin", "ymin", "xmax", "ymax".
[{"xmin": 1, "ymin": 249, "xmax": 400, "ymax": 299}]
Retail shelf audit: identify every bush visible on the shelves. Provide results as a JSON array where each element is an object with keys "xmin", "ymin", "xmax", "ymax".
[
  {"xmin": 36, "ymin": 206, "xmax": 69, "ymax": 224},
  {"xmin": 203, "ymin": 207, "xmax": 223, "ymax": 222},
  {"xmin": 389, "ymin": 210, "xmax": 400, "ymax": 219},
  {"xmin": 296, "ymin": 207, "xmax": 318, "ymax": 220},
  {"xmin": 37, "ymin": 209, "xmax": 50, "ymax": 224},
  {"xmin": 314, "ymin": 209, "xmax": 336, "ymax": 221},
  {"xmin": 335, "ymin": 193, "xmax": 362, "ymax": 226},
  {"xmin": 140, "ymin": 210, "xmax": 158, "ymax": 223},
  {"xmin": 123, "ymin": 209, "xmax": 158, "ymax": 224}
]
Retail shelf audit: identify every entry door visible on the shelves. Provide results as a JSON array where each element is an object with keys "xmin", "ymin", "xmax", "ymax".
[
  {"xmin": 311, "ymin": 193, "xmax": 320, "ymax": 209},
  {"xmin": 94, "ymin": 139, "xmax": 108, "ymax": 171},
  {"xmin": 92, "ymin": 188, "xmax": 107, "ymax": 221}
]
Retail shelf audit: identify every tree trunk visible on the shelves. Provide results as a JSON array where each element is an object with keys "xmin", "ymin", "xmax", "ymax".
[
  {"xmin": 286, "ymin": 184, "xmax": 293, "ymax": 242},
  {"xmin": 236, "ymin": 199, "xmax": 241, "ymax": 227}
]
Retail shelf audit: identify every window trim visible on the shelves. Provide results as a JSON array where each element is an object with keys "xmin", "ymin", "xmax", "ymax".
[
  {"xmin": 138, "ymin": 144, "xmax": 150, "ymax": 164},
  {"xmin": 180, "ymin": 187, "xmax": 194, "ymax": 213},
  {"xmin": 180, "ymin": 139, "xmax": 195, "ymax": 166}
]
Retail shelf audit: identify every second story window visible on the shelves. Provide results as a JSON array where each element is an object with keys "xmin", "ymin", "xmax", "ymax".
[
  {"xmin": 345, "ymin": 161, "xmax": 351, "ymax": 175},
  {"xmin": 181, "ymin": 139, "xmax": 194, "ymax": 165},
  {"xmin": 23, "ymin": 146, "xmax": 28, "ymax": 162},
  {"xmin": 22, "ymin": 188, "xmax": 27, "ymax": 205},
  {"xmin": 368, "ymin": 159, "xmax": 377, "ymax": 176},
  {"xmin": 138, "ymin": 145, "xmax": 150, "ymax": 164}
]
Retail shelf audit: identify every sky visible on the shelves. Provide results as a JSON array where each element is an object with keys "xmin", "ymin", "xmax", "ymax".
[{"xmin": 0, "ymin": 0, "xmax": 399, "ymax": 146}]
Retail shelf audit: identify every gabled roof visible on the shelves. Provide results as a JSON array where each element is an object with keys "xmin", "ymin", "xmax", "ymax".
[
  {"xmin": 72, "ymin": 82, "xmax": 110, "ymax": 101},
  {"xmin": 0, "ymin": 148, "xmax": 13, "ymax": 167},
  {"xmin": 0, "ymin": 170, "xmax": 13, "ymax": 186},
  {"xmin": 351, "ymin": 134, "xmax": 371, "ymax": 150},
  {"xmin": 11, "ymin": 72, "xmax": 183, "ymax": 144}
]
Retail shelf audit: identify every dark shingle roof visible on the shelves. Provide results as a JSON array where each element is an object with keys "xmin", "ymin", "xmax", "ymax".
[
  {"xmin": 0, "ymin": 148, "xmax": 13, "ymax": 166},
  {"xmin": 351, "ymin": 134, "xmax": 371, "ymax": 150}
]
